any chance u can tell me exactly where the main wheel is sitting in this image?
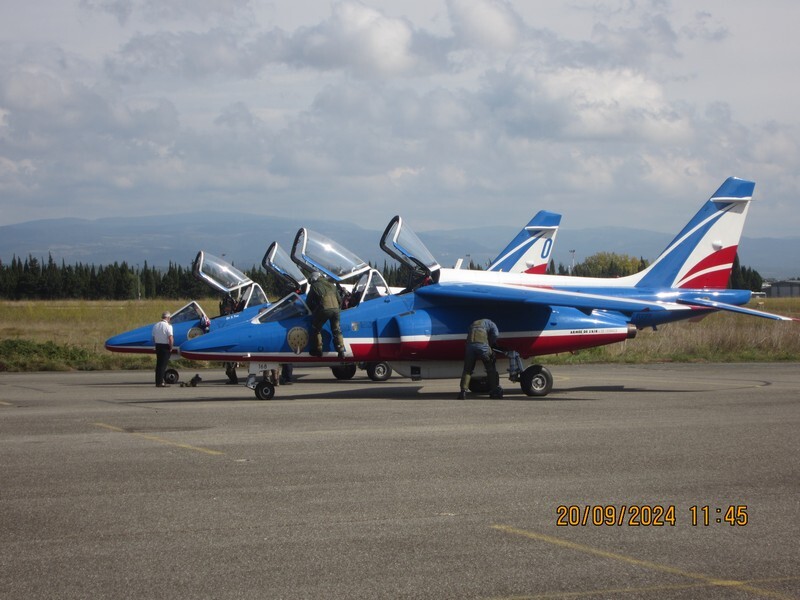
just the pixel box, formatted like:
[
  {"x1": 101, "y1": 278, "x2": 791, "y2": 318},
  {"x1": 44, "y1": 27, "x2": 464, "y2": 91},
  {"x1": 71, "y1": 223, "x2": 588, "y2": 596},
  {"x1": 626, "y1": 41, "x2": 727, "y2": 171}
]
[
  {"x1": 254, "y1": 381, "x2": 275, "y2": 400},
  {"x1": 164, "y1": 368, "x2": 179, "y2": 385},
  {"x1": 366, "y1": 362, "x2": 392, "y2": 381},
  {"x1": 520, "y1": 365, "x2": 553, "y2": 397},
  {"x1": 331, "y1": 364, "x2": 357, "y2": 380}
]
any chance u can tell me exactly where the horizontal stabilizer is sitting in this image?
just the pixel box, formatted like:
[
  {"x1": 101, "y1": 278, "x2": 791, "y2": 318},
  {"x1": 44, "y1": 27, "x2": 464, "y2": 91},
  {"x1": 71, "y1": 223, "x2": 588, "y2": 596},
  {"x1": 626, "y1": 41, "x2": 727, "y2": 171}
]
[{"x1": 677, "y1": 297, "x2": 797, "y2": 321}]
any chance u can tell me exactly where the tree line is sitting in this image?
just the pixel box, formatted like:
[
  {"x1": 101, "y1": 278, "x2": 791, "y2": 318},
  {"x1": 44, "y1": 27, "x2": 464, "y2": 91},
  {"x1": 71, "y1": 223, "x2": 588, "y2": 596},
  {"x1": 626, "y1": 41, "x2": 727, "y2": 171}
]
[{"x1": 0, "y1": 252, "x2": 763, "y2": 301}]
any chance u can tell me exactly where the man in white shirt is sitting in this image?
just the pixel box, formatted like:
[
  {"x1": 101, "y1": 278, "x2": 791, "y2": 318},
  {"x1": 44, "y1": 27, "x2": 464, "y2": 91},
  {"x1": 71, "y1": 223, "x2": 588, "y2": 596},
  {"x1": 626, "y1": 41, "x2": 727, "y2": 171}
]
[{"x1": 151, "y1": 311, "x2": 174, "y2": 387}]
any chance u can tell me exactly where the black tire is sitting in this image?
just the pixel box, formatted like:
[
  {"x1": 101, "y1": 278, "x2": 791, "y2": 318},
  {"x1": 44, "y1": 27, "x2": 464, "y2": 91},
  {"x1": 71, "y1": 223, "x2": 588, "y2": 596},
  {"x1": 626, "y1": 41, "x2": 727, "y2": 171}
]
[
  {"x1": 255, "y1": 381, "x2": 275, "y2": 400},
  {"x1": 331, "y1": 364, "x2": 357, "y2": 380},
  {"x1": 468, "y1": 378, "x2": 491, "y2": 393},
  {"x1": 366, "y1": 362, "x2": 392, "y2": 381},
  {"x1": 520, "y1": 365, "x2": 553, "y2": 397},
  {"x1": 164, "y1": 369, "x2": 179, "y2": 385}
]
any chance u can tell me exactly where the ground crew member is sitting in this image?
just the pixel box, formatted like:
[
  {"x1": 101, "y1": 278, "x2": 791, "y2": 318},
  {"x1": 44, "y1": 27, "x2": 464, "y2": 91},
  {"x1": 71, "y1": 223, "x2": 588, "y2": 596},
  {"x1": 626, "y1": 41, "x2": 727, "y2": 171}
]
[
  {"x1": 151, "y1": 311, "x2": 174, "y2": 387},
  {"x1": 219, "y1": 294, "x2": 242, "y2": 384},
  {"x1": 307, "y1": 271, "x2": 345, "y2": 358},
  {"x1": 458, "y1": 318, "x2": 503, "y2": 399}
]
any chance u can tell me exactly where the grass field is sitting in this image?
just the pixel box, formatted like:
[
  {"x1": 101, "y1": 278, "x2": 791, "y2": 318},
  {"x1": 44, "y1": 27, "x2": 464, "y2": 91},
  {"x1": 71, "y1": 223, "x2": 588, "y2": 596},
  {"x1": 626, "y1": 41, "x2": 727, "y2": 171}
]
[{"x1": 0, "y1": 297, "x2": 799, "y2": 372}]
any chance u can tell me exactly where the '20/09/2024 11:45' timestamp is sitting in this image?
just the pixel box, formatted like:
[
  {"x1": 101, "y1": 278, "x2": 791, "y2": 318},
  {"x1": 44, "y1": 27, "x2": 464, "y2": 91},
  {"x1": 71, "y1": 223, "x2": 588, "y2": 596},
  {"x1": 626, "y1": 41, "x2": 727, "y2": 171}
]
[{"x1": 556, "y1": 505, "x2": 748, "y2": 527}]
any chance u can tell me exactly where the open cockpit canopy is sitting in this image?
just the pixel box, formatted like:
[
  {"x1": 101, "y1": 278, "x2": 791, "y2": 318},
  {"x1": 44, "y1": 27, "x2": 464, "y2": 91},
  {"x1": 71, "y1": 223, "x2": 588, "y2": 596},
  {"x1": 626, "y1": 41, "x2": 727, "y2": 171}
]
[
  {"x1": 291, "y1": 228, "x2": 371, "y2": 283},
  {"x1": 192, "y1": 251, "x2": 268, "y2": 309},
  {"x1": 262, "y1": 242, "x2": 308, "y2": 294},
  {"x1": 380, "y1": 216, "x2": 441, "y2": 286}
]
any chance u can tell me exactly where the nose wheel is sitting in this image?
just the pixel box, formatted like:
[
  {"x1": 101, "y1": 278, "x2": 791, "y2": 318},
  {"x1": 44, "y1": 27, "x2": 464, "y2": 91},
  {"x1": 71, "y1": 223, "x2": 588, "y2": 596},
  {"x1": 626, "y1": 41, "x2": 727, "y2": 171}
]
[
  {"x1": 164, "y1": 368, "x2": 180, "y2": 385},
  {"x1": 254, "y1": 380, "x2": 275, "y2": 400}
]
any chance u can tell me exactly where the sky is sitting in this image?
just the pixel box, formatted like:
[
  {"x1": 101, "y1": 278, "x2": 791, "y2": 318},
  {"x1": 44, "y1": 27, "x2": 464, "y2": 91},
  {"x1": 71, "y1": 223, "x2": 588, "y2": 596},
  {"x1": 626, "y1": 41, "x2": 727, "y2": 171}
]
[{"x1": 1, "y1": 0, "x2": 799, "y2": 238}]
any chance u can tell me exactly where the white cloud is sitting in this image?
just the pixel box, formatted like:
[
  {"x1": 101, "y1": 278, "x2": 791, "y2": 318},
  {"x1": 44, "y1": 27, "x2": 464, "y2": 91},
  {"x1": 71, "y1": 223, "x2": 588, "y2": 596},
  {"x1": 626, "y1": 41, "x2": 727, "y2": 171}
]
[
  {"x1": 447, "y1": 0, "x2": 523, "y2": 51},
  {"x1": 0, "y1": 0, "x2": 798, "y2": 241}
]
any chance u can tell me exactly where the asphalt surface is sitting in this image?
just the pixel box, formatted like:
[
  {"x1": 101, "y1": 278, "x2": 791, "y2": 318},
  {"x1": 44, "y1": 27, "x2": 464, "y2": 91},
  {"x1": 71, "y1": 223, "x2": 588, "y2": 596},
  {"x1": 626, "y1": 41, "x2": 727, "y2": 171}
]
[{"x1": 1, "y1": 363, "x2": 798, "y2": 599}]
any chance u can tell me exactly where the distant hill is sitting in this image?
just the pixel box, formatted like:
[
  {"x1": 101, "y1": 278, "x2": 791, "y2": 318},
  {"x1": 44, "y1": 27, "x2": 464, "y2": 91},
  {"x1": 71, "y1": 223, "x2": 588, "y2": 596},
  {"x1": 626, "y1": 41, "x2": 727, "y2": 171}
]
[{"x1": 0, "y1": 212, "x2": 797, "y2": 280}]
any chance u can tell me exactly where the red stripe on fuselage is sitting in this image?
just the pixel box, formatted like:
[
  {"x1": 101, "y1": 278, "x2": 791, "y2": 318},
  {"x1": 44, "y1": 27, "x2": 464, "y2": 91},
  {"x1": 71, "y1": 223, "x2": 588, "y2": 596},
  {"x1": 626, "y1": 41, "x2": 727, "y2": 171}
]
[{"x1": 181, "y1": 330, "x2": 631, "y2": 363}]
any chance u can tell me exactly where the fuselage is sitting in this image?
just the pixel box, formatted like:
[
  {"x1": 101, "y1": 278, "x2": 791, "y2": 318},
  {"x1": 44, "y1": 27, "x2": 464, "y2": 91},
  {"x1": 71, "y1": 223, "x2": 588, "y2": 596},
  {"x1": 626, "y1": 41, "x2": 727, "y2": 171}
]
[{"x1": 104, "y1": 304, "x2": 266, "y2": 355}]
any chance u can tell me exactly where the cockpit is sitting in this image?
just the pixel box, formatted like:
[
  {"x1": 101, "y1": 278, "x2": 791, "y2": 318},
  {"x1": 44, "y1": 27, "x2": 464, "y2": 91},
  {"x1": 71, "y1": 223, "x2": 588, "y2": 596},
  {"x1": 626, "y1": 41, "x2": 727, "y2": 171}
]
[
  {"x1": 169, "y1": 301, "x2": 208, "y2": 325},
  {"x1": 193, "y1": 251, "x2": 269, "y2": 315},
  {"x1": 255, "y1": 293, "x2": 310, "y2": 324}
]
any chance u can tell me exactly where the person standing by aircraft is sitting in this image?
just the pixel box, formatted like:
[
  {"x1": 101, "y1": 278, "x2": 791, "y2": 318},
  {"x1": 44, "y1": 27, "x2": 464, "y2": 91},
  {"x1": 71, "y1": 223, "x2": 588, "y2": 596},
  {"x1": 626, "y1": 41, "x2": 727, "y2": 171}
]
[
  {"x1": 307, "y1": 271, "x2": 345, "y2": 359},
  {"x1": 151, "y1": 311, "x2": 174, "y2": 387},
  {"x1": 458, "y1": 318, "x2": 503, "y2": 400}
]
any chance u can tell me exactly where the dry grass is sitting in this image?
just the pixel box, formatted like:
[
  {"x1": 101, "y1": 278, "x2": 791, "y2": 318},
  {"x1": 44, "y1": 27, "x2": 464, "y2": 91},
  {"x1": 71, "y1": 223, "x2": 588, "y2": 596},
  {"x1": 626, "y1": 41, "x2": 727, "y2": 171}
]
[
  {"x1": 0, "y1": 299, "x2": 214, "y2": 371},
  {"x1": 549, "y1": 297, "x2": 800, "y2": 364},
  {"x1": 0, "y1": 299, "x2": 218, "y2": 351}
]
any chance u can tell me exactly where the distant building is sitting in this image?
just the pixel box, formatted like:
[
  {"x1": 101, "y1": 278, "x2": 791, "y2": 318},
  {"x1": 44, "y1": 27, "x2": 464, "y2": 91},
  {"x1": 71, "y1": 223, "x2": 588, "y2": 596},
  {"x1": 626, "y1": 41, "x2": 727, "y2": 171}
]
[{"x1": 764, "y1": 280, "x2": 800, "y2": 298}]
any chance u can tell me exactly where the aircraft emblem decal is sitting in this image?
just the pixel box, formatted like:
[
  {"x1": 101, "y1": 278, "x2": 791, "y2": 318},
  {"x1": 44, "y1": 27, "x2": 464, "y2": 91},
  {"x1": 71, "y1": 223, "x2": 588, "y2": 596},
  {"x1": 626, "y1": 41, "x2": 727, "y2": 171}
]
[{"x1": 287, "y1": 326, "x2": 309, "y2": 354}]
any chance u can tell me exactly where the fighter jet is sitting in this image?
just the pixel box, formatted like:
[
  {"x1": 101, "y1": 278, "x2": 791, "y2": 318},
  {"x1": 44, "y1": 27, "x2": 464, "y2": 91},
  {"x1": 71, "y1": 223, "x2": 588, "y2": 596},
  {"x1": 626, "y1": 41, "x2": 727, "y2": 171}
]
[{"x1": 180, "y1": 177, "x2": 794, "y2": 400}]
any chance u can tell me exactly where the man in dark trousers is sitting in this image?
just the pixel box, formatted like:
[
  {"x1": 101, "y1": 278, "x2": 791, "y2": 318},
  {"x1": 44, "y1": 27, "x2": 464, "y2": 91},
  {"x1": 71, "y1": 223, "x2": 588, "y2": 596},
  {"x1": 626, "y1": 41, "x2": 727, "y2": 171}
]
[
  {"x1": 458, "y1": 318, "x2": 503, "y2": 399},
  {"x1": 151, "y1": 311, "x2": 174, "y2": 387},
  {"x1": 307, "y1": 271, "x2": 345, "y2": 358}
]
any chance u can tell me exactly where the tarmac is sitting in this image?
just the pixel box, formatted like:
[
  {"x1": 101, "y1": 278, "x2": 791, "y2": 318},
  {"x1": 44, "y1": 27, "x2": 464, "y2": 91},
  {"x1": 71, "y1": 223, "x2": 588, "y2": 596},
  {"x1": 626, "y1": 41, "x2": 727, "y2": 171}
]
[{"x1": 1, "y1": 363, "x2": 798, "y2": 599}]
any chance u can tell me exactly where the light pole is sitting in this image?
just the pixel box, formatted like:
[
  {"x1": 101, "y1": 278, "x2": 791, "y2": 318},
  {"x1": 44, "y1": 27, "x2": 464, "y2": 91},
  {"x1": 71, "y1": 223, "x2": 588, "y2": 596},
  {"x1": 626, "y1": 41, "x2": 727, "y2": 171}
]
[
  {"x1": 136, "y1": 264, "x2": 141, "y2": 300},
  {"x1": 569, "y1": 250, "x2": 576, "y2": 275}
]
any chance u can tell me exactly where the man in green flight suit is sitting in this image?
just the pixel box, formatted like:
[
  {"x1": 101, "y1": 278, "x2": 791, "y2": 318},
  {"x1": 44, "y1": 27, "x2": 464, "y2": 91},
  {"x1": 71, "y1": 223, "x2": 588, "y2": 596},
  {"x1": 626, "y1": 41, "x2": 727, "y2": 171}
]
[
  {"x1": 458, "y1": 318, "x2": 503, "y2": 399},
  {"x1": 307, "y1": 271, "x2": 345, "y2": 359}
]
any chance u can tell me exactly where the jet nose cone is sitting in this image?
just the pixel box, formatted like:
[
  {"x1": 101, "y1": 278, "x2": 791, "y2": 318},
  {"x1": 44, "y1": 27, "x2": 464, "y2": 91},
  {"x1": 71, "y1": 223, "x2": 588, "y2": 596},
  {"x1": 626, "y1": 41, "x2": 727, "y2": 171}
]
[{"x1": 104, "y1": 323, "x2": 155, "y2": 353}]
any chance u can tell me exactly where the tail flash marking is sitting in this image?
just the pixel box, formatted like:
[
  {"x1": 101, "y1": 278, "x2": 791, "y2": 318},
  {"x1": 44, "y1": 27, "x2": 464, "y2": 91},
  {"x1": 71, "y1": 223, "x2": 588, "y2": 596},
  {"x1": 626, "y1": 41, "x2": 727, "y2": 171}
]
[
  {"x1": 675, "y1": 246, "x2": 738, "y2": 289},
  {"x1": 524, "y1": 263, "x2": 549, "y2": 275}
]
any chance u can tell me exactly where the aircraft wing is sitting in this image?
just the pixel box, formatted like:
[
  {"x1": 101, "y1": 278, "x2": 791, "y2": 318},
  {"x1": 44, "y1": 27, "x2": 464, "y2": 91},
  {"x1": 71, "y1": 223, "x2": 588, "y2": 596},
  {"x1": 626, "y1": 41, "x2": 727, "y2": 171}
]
[
  {"x1": 677, "y1": 297, "x2": 798, "y2": 321},
  {"x1": 415, "y1": 282, "x2": 681, "y2": 314}
]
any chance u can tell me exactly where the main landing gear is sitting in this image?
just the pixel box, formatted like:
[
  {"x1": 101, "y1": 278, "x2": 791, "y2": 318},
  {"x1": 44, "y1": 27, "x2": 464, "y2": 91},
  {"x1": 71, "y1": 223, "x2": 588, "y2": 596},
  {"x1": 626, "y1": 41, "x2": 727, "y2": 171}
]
[
  {"x1": 468, "y1": 352, "x2": 554, "y2": 398},
  {"x1": 247, "y1": 360, "x2": 394, "y2": 400},
  {"x1": 518, "y1": 364, "x2": 553, "y2": 397},
  {"x1": 331, "y1": 362, "x2": 393, "y2": 382},
  {"x1": 501, "y1": 351, "x2": 554, "y2": 398}
]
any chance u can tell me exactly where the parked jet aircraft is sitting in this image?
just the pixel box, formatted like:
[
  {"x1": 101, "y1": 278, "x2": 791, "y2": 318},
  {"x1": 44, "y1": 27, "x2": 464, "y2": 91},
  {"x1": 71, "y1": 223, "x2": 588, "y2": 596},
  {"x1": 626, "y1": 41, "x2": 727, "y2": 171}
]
[
  {"x1": 104, "y1": 251, "x2": 270, "y2": 384},
  {"x1": 104, "y1": 211, "x2": 561, "y2": 385},
  {"x1": 180, "y1": 177, "x2": 794, "y2": 400}
]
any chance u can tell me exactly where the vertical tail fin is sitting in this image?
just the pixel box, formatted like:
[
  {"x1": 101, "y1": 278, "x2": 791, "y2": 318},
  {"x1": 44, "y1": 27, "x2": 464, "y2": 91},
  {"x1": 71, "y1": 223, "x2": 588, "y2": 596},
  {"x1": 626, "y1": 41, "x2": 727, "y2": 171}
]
[
  {"x1": 632, "y1": 177, "x2": 754, "y2": 289},
  {"x1": 487, "y1": 210, "x2": 561, "y2": 274}
]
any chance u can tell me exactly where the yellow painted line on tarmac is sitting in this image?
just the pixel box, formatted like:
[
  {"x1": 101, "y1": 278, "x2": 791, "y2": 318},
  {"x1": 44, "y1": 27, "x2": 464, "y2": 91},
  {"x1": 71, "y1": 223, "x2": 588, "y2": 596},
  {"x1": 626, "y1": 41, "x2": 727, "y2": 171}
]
[
  {"x1": 491, "y1": 525, "x2": 794, "y2": 600},
  {"x1": 92, "y1": 422, "x2": 224, "y2": 456},
  {"x1": 489, "y1": 579, "x2": 799, "y2": 600}
]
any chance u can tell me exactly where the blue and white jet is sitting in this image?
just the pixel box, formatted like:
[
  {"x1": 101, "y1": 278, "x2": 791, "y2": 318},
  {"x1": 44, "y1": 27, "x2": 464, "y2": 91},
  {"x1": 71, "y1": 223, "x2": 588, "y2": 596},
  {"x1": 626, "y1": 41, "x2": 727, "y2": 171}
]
[{"x1": 180, "y1": 177, "x2": 794, "y2": 400}]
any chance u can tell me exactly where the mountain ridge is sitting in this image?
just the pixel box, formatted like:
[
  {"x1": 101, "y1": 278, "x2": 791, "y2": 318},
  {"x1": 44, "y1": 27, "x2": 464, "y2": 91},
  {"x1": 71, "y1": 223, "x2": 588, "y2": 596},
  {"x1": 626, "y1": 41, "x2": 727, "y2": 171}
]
[{"x1": 1, "y1": 212, "x2": 797, "y2": 280}]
